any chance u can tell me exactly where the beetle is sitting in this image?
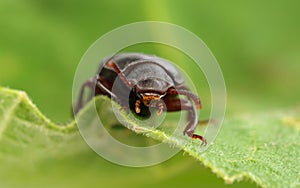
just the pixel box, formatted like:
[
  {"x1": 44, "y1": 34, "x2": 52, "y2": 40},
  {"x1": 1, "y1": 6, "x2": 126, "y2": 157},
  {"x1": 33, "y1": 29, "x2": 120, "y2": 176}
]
[{"x1": 75, "y1": 53, "x2": 206, "y2": 145}]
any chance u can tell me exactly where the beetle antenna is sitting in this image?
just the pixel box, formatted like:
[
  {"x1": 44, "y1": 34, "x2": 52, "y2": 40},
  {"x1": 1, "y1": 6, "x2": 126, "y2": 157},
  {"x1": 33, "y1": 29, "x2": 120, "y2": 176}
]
[{"x1": 106, "y1": 59, "x2": 133, "y2": 88}]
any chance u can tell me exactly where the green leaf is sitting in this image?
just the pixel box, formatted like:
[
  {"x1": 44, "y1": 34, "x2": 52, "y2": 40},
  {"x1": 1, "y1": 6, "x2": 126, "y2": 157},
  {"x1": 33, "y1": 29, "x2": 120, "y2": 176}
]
[
  {"x1": 87, "y1": 92, "x2": 300, "y2": 188},
  {"x1": 0, "y1": 87, "x2": 299, "y2": 188}
]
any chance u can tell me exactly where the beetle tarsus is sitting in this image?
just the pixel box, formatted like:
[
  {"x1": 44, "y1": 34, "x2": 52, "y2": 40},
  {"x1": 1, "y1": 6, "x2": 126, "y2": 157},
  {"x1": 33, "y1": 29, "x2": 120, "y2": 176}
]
[
  {"x1": 192, "y1": 134, "x2": 207, "y2": 146},
  {"x1": 184, "y1": 129, "x2": 207, "y2": 146},
  {"x1": 183, "y1": 131, "x2": 207, "y2": 146}
]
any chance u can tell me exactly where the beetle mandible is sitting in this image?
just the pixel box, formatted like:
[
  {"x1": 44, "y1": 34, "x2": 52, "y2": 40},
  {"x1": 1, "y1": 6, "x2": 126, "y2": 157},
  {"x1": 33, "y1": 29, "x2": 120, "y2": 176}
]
[{"x1": 75, "y1": 53, "x2": 206, "y2": 145}]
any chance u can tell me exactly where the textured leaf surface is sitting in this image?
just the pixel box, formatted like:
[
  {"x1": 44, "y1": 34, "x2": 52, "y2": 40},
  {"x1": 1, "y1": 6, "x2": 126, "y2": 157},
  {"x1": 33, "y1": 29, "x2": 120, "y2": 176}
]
[{"x1": 0, "y1": 87, "x2": 299, "y2": 188}]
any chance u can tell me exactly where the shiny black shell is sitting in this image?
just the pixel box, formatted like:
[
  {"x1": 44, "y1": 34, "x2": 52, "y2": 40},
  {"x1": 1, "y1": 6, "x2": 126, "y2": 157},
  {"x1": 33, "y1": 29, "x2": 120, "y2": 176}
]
[{"x1": 97, "y1": 53, "x2": 185, "y2": 117}]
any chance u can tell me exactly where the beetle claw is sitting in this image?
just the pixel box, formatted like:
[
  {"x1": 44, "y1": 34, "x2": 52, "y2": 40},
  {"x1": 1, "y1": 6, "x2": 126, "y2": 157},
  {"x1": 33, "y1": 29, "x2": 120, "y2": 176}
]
[
  {"x1": 192, "y1": 134, "x2": 207, "y2": 146},
  {"x1": 184, "y1": 130, "x2": 207, "y2": 146}
]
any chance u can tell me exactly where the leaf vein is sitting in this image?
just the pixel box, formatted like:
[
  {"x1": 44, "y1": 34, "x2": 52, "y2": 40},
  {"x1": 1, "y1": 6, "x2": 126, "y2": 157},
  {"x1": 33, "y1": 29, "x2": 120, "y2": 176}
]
[{"x1": 0, "y1": 96, "x2": 21, "y2": 141}]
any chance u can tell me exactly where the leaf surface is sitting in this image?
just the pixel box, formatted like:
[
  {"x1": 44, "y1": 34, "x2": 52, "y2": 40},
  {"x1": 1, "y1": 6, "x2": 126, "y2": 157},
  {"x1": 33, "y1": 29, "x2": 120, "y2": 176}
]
[{"x1": 0, "y1": 87, "x2": 299, "y2": 188}]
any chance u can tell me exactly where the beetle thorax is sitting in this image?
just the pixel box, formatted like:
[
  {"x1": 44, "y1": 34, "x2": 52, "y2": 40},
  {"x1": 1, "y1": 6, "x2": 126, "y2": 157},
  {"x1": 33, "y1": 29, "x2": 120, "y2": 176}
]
[
  {"x1": 135, "y1": 78, "x2": 170, "y2": 93},
  {"x1": 125, "y1": 63, "x2": 174, "y2": 92}
]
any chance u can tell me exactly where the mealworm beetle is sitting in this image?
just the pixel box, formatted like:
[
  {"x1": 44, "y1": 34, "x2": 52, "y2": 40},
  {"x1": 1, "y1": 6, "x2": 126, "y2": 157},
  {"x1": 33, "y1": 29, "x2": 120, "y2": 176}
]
[{"x1": 75, "y1": 53, "x2": 206, "y2": 145}]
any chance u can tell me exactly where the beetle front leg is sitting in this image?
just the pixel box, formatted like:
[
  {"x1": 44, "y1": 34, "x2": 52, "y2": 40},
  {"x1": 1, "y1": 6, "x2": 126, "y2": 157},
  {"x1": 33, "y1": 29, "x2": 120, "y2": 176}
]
[
  {"x1": 163, "y1": 96, "x2": 207, "y2": 145},
  {"x1": 96, "y1": 75, "x2": 129, "y2": 110},
  {"x1": 96, "y1": 75, "x2": 118, "y2": 100},
  {"x1": 167, "y1": 88, "x2": 202, "y2": 109},
  {"x1": 106, "y1": 59, "x2": 134, "y2": 88},
  {"x1": 75, "y1": 76, "x2": 120, "y2": 114}
]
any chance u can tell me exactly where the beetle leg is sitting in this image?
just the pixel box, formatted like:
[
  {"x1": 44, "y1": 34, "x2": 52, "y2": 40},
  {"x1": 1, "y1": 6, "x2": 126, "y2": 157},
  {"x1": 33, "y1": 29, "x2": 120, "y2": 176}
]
[
  {"x1": 96, "y1": 75, "x2": 118, "y2": 100},
  {"x1": 75, "y1": 74, "x2": 126, "y2": 115},
  {"x1": 74, "y1": 78, "x2": 95, "y2": 114},
  {"x1": 96, "y1": 75, "x2": 131, "y2": 110},
  {"x1": 163, "y1": 96, "x2": 206, "y2": 145},
  {"x1": 167, "y1": 88, "x2": 202, "y2": 109},
  {"x1": 106, "y1": 59, "x2": 133, "y2": 88}
]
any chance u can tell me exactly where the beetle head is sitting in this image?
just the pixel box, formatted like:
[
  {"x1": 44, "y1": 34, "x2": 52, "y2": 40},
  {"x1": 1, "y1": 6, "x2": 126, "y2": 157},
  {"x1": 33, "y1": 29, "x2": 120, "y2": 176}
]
[
  {"x1": 139, "y1": 92, "x2": 163, "y2": 106},
  {"x1": 134, "y1": 80, "x2": 167, "y2": 116},
  {"x1": 134, "y1": 91, "x2": 166, "y2": 116}
]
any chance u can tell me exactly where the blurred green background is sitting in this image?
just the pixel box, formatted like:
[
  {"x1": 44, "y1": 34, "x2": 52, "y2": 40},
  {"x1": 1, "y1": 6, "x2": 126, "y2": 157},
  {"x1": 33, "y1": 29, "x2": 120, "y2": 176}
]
[{"x1": 0, "y1": 0, "x2": 299, "y2": 187}]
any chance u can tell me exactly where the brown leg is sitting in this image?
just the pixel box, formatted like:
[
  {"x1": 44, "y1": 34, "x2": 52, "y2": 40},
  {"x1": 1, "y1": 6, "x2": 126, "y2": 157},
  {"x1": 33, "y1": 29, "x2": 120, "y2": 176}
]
[
  {"x1": 75, "y1": 75, "x2": 119, "y2": 114},
  {"x1": 106, "y1": 60, "x2": 133, "y2": 88},
  {"x1": 167, "y1": 88, "x2": 202, "y2": 109},
  {"x1": 163, "y1": 95, "x2": 206, "y2": 145},
  {"x1": 74, "y1": 78, "x2": 95, "y2": 114},
  {"x1": 96, "y1": 75, "x2": 118, "y2": 100}
]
